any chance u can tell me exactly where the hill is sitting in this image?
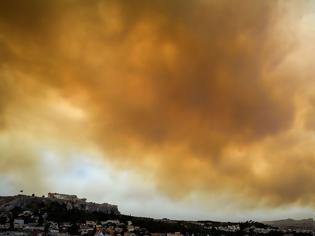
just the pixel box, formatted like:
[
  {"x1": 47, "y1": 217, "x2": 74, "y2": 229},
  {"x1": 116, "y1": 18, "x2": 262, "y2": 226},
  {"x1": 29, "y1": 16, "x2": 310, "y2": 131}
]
[
  {"x1": 263, "y1": 218, "x2": 315, "y2": 231},
  {"x1": 0, "y1": 194, "x2": 119, "y2": 219},
  {"x1": 1, "y1": 194, "x2": 312, "y2": 235}
]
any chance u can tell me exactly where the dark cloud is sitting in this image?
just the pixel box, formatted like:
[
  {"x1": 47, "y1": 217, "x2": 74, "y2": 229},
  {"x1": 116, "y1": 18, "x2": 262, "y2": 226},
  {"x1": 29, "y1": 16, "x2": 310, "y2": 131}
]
[{"x1": 0, "y1": 0, "x2": 313, "y2": 208}]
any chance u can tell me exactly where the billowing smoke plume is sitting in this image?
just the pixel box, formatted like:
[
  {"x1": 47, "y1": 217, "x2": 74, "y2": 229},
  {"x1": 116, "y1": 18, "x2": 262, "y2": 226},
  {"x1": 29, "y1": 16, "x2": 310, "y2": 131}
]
[{"x1": 0, "y1": 0, "x2": 314, "y2": 208}]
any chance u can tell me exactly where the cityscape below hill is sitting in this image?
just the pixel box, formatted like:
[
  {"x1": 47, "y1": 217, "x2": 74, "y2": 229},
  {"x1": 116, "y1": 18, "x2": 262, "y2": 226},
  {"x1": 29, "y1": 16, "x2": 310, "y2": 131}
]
[{"x1": 0, "y1": 193, "x2": 314, "y2": 236}]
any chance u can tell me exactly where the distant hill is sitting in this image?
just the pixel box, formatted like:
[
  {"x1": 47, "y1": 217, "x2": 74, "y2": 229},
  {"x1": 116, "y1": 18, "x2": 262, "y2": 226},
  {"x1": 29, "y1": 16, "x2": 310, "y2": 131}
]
[{"x1": 263, "y1": 218, "x2": 315, "y2": 231}]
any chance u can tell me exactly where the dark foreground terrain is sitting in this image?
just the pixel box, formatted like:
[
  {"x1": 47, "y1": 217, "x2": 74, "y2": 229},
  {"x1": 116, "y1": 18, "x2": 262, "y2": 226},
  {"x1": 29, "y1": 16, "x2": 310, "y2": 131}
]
[{"x1": 0, "y1": 194, "x2": 313, "y2": 236}]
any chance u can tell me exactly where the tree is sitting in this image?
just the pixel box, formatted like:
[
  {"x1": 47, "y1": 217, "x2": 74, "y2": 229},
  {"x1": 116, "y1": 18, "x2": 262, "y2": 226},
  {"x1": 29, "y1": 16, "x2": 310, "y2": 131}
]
[
  {"x1": 68, "y1": 223, "x2": 79, "y2": 235},
  {"x1": 38, "y1": 214, "x2": 44, "y2": 226},
  {"x1": 0, "y1": 215, "x2": 7, "y2": 224}
]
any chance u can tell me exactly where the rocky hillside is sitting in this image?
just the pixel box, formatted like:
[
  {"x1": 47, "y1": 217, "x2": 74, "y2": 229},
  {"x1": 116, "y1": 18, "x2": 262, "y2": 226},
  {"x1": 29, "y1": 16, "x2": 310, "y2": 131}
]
[{"x1": 0, "y1": 194, "x2": 120, "y2": 215}]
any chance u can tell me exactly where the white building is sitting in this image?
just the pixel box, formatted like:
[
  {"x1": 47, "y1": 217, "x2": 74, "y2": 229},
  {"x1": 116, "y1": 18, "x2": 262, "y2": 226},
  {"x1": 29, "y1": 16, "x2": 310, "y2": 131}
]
[{"x1": 14, "y1": 219, "x2": 24, "y2": 229}]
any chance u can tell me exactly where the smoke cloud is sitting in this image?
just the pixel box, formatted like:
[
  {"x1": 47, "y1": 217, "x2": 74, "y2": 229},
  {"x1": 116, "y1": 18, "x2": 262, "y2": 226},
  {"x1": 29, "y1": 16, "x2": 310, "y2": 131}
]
[{"x1": 0, "y1": 0, "x2": 314, "y2": 209}]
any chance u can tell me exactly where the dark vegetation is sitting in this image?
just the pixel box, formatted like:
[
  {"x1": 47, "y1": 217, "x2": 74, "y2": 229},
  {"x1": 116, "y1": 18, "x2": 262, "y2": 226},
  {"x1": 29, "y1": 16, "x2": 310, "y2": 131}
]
[{"x1": 0, "y1": 196, "x2": 313, "y2": 236}]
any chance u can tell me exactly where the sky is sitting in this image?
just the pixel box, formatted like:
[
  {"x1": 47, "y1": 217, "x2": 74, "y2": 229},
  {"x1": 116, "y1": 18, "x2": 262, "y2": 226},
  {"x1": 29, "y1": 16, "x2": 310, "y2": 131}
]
[{"x1": 0, "y1": 0, "x2": 315, "y2": 221}]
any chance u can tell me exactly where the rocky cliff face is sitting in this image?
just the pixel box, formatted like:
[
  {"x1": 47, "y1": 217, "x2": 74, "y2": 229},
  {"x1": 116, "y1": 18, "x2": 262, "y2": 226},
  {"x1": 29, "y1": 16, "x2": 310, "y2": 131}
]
[{"x1": 0, "y1": 195, "x2": 120, "y2": 215}]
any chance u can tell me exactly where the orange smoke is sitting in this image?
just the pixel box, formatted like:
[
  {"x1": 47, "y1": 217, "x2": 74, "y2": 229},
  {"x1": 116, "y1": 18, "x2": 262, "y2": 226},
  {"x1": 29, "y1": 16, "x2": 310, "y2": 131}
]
[{"x1": 0, "y1": 0, "x2": 314, "y2": 208}]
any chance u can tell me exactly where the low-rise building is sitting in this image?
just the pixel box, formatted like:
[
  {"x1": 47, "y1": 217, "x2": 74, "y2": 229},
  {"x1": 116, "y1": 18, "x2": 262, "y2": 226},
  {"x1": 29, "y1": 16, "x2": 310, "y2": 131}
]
[
  {"x1": 13, "y1": 219, "x2": 24, "y2": 229},
  {"x1": 167, "y1": 232, "x2": 183, "y2": 236}
]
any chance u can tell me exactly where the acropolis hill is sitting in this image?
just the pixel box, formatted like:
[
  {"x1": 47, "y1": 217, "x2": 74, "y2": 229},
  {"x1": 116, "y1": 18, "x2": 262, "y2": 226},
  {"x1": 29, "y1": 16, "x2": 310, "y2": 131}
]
[{"x1": 0, "y1": 193, "x2": 120, "y2": 215}]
